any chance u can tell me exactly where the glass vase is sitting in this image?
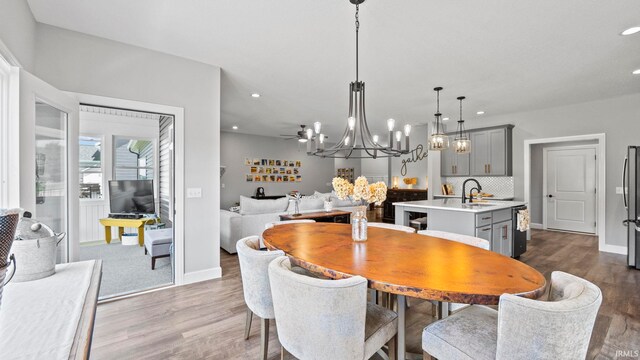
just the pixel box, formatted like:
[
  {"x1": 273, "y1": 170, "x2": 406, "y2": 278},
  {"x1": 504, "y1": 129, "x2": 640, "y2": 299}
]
[{"x1": 351, "y1": 205, "x2": 368, "y2": 242}]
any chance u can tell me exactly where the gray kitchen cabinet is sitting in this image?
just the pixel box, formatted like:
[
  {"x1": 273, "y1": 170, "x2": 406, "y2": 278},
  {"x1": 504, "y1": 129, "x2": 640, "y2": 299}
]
[
  {"x1": 441, "y1": 146, "x2": 470, "y2": 176},
  {"x1": 475, "y1": 224, "x2": 493, "y2": 243},
  {"x1": 470, "y1": 131, "x2": 489, "y2": 176},
  {"x1": 492, "y1": 219, "x2": 512, "y2": 256},
  {"x1": 469, "y1": 125, "x2": 513, "y2": 176}
]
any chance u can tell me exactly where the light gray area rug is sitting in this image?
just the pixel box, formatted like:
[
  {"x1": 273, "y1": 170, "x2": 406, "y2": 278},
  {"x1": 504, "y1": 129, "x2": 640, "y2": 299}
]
[{"x1": 80, "y1": 242, "x2": 172, "y2": 298}]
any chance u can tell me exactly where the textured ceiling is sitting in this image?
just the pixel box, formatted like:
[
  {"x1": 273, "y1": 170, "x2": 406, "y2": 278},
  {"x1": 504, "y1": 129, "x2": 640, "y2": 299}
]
[{"x1": 27, "y1": 0, "x2": 640, "y2": 139}]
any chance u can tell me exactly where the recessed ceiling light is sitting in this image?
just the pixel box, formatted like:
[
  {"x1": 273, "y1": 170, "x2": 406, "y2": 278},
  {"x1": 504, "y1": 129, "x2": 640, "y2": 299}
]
[
  {"x1": 621, "y1": 27, "x2": 640, "y2": 36},
  {"x1": 442, "y1": 117, "x2": 449, "y2": 121},
  {"x1": 251, "y1": 93, "x2": 260, "y2": 98},
  {"x1": 633, "y1": 69, "x2": 640, "y2": 75},
  {"x1": 476, "y1": 111, "x2": 485, "y2": 115},
  {"x1": 232, "y1": 125, "x2": 238, "y2": 130}
]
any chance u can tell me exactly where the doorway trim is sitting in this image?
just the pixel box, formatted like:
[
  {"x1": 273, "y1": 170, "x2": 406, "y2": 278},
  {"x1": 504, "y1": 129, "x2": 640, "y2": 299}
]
[
  {"x1": 542, "y1": 144, "x2": 598, "y2": 233},
  {"x1": 524, "y1": 134, "x2": 614, "y2": 254},
  {"x1": 70, "y1": 92, "x2": 186, "y2": 285}
]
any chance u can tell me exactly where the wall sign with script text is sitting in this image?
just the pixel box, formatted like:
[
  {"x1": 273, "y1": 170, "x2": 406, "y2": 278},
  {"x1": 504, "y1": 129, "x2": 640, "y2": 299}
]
[{"x1": 400, "y1": 144, "x2": 428, "y2": 176}]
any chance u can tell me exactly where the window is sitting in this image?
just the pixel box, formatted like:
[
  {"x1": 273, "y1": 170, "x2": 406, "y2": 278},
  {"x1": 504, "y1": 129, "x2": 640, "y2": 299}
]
[
  {"x1": 114, "y1": 137, "x2": 155, "y2": 181},
  {"x1": 79, "y1": 135, "x2": 103, "y2": 199}
]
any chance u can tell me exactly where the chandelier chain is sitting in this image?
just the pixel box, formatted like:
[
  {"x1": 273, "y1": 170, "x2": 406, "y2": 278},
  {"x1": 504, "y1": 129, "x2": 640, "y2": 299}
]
[{"x1": 355, "y1": 4, "x2": 360, "y2": 82}]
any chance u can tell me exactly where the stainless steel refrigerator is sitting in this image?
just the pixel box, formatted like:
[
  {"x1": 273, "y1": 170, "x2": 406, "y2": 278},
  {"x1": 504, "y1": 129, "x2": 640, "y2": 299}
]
[{"x1": 623, "y1": 146, "x2": 640, "y2": 269}]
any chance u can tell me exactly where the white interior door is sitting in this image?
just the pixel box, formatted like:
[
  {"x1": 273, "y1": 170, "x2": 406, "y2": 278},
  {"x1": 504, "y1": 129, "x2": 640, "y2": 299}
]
[
  {"x1": 12, "y1": 69, "x2": 79, "y2": 262},
  {"x1": 545, "y1": 146, "x2": 597, "y2": 233}
]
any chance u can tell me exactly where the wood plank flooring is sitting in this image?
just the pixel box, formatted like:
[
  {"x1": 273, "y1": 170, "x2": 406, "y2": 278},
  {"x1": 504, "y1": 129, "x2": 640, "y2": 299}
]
[{"x1": 91, "y1": 230, "x2": 640, "y2": 359}]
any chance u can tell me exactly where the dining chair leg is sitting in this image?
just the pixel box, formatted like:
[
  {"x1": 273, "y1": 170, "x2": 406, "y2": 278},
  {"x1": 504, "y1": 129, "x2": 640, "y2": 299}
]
[
  {"x1": 386, "y1": 334, "x2": 398, "y2": 360},
  {"x1": 397, "y1": 295, "x2": 406, "y2": 360},
  {"x1": 260, "y1": 318, "x2": 269, "y2": 360},
  {"x1": 244, "y1": 308, "x2": 253, "y2": 340},
  {"x1": 280, "y1": 346, "x2": 287, "y2": 360},
  {"x1": 423, "y1": 351, "x2": 436, "y2": 360}
]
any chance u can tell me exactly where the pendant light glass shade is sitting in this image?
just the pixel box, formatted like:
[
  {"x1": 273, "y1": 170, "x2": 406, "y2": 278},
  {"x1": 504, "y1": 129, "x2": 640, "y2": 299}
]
[
  {"x1": 428, "y1": 87, "x2": 449, "y2": 151},
  {"x1": 453, "y1": 96, "x2": 471, "y2": 154},
  {"x1": 429, "y1": 113, "x2": 449, "y2": 151}
]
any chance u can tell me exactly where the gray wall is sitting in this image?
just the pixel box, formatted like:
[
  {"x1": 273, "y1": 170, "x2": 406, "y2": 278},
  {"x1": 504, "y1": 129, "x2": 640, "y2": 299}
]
[
  {"x1": 0, "y1": 0, "x2": 37, "y2": 70},
  {"x1": 34, "y1": 24, "x2": 221, "y2": 274},
  {"x1": 467, "y1": 93, "x2": 640, "y2": 248},
  {"x1": 530, "y1": 140, "x2": 597, "y2": 224},
  {"x1": 220, "y1": 132, "x2": 334, "y2": 208},
  {"x1": 391, "y1": 124, "x2": 429, "y2": 189},
  {"x1": 334, "y1": 151, "x2": 362, "y2": 182}
]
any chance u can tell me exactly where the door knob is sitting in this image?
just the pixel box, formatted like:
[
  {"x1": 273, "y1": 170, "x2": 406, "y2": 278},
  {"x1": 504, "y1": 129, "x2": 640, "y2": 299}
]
[{"x1": 547, "y1": 194, "x2": 554, "y2": 198}]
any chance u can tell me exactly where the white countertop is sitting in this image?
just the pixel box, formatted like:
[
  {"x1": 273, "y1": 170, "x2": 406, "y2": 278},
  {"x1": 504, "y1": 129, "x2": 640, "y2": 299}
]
[
  {"x1": 433, "y1": 194, "x2": 515, "y2": 201},
  {"x1": 393, "y1": 198, "x2": 526, "y2": 213}
]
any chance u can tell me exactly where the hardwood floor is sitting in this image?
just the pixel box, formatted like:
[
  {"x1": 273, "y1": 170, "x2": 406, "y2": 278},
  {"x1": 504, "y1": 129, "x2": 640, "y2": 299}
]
[{"x1": 91, "y1": 230, "x2": 640, "y2": 359}]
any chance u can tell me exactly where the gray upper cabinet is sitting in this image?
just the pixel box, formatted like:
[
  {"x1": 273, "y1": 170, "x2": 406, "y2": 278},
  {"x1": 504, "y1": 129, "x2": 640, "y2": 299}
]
[
  {"x1": 442, "y1": 124, "x2": 513, "y2": 177},
  {"x1": 441, "y1": 146, "x2": 470, "y2": 176},
  {"x1": 470, "y1": 131, "x2": 489, "y2": 176},
  {"x1": 469, "y1": 125, "x2": 513, "y2": 176}
]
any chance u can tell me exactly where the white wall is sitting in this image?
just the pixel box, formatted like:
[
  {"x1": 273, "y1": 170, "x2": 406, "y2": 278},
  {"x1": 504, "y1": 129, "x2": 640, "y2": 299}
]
[
  {"x1": 220, "y1": 132, "x2": 333, "y2": 208},
  {"x1": 0, "y1": 0, "x2": 37, "y2": 70},
  {"x1": 466, "y1": 93, "x2": 640, "y2": 248},
  {"x1": 33, "y1": 24, "x2": 221, "y2": 276}
]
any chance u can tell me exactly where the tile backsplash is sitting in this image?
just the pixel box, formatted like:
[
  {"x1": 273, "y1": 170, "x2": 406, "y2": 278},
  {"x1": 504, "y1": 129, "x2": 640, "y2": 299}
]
[{"x1": 441, "y1": 177, "x2": 514, "y2": 199}]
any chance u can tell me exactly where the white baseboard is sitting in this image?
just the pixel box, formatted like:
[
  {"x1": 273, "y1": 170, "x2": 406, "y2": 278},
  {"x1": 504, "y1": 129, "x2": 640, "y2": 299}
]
[
  {"x1": 530, "y1": 223, "x2": 544, "y2": 230},
  {"x1": 183, "y1": 266, "x2": 222, "y2": 285},
  {"x1": 599, "y1": 244, "x2": 628, "y2": 255}
]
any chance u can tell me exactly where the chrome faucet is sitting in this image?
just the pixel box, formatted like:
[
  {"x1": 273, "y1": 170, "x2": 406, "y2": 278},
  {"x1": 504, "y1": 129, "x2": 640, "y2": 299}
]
[{"x1": 462, "y1": 178, "x2": 482, "y2": 203}]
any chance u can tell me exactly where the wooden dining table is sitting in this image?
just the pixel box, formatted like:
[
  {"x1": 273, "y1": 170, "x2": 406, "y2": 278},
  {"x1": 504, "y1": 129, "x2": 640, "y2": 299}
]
[{"x1": 262, "y1": 222, "x2": 547, "y2": 359}]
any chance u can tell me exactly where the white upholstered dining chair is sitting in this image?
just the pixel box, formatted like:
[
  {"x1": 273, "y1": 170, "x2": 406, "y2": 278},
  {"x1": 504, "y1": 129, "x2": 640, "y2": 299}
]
[
  {"x1": 417, "y1": 230, "x2": 490, "y2": 314},
  {"x1": 368, "y1": 222, "x2": 416, "y2": 233},
  {"x1": 422, "y1": 271, "x2": 602, "y2": 360},
  {"x1": 417, "y1": 229, "x2": 490, "y2": 250},
  {"x1": 260, "y1": 219, "x2": 316, "y2": 247},
  {"x1": 268, "y1": 256, "x2": 399, "y2": 360},
  {"x1": 236, "y1": 236, "x2": 283, "y2": 360}
]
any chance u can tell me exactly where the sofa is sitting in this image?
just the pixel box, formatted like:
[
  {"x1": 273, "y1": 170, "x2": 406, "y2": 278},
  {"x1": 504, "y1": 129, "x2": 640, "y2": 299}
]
[{"x1": 220, "y1": 192, "x2": 357, "y2": 254}]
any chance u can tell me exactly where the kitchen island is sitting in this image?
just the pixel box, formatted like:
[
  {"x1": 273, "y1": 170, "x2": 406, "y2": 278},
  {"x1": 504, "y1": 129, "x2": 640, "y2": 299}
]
[{"x1": 394, "y1": 199, "x2": 527, "y2": 257}]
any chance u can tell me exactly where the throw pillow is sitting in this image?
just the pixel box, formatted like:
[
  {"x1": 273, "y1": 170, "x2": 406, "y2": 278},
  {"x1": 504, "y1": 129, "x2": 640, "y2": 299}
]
[{"x1": 239, "y1": 196, "x2": 289, "y2": 215}]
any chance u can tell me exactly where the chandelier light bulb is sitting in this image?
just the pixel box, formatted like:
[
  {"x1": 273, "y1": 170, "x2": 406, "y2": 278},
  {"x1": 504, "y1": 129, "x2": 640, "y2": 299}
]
[
  {"x1": 404, "y1": 124, "x2": 412, "y2": 137},
  {"x1": 319, "y1": 133, "x2": 325, "y2": 144},
  {"x1": 306, "y1": 128, "x2": 313, "y2": 139},
  {"x1": 372, "y1": 134, "x2": 379, "y2": 144},
  {"x1": 348, "y1": 116, "x2": 356, "y2": 130},
  {"x1": 314, "y1": 122, "x2": 322, "y2": 134},
  {"x1": 345, "y1": 136, "x2": 350, "y2": 146},
  {"x1": 387, "y1": 118, "x2": 395, "y2": 131},
  {"x1": 395, "y1": 130, "x2": 402, "y2": 142}
]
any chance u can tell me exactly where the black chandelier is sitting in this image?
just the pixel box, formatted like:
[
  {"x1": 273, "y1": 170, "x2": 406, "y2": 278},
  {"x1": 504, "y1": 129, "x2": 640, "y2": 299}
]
[{"x1": 306, "y1": 0, "x2": 411, "y2": 159}]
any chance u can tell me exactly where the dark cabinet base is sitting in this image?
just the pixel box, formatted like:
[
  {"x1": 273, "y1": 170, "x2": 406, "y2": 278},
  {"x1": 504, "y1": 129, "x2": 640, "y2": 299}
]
[{"x1": 383, "y1": 189, "x2": 428, "y2": 223}]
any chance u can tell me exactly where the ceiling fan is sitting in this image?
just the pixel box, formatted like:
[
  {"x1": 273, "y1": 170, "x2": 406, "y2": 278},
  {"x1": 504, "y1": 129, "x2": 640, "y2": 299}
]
[{"x1": 280, "y1": 125, "x2": 326, "y2": 143}]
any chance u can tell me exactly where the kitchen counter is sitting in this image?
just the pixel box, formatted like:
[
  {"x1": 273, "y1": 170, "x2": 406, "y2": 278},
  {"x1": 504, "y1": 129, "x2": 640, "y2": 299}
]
[
  {"x1": 433, "y1": 194, "x2": 515, "y2": 201},
  {"x1": 393, "y1": 198, "x2": 525, "y2": 213},
  {"x1": 394, "y1": 199, "x2": 528, "y2": 257}
]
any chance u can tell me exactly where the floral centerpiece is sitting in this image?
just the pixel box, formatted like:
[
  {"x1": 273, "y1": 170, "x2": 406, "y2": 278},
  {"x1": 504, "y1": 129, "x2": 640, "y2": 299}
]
[{"x1": 332, "y1": 176, "x2": 387, "y2": 241}]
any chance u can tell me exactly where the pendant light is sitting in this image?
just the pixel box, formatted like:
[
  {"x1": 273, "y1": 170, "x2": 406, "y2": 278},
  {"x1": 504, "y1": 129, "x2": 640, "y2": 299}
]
[
  {"x1": 453, "y1": 96, "x2": 471, "y2": 154},
  {"x1": 428, "y1": 87, "x2": 449, "y2": 151}
]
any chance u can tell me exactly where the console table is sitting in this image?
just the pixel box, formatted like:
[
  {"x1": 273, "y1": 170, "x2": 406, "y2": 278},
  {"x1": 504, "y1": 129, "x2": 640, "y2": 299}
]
[
  {"x1": 280, "y1": 210, "x2": 351, "y2": 223},
  {"x1": 99, "y1": 218, "x2": 154, "y2": 247},
  {"x1": 0, "y1": 260, "x2": 102, "y2": 360}
]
